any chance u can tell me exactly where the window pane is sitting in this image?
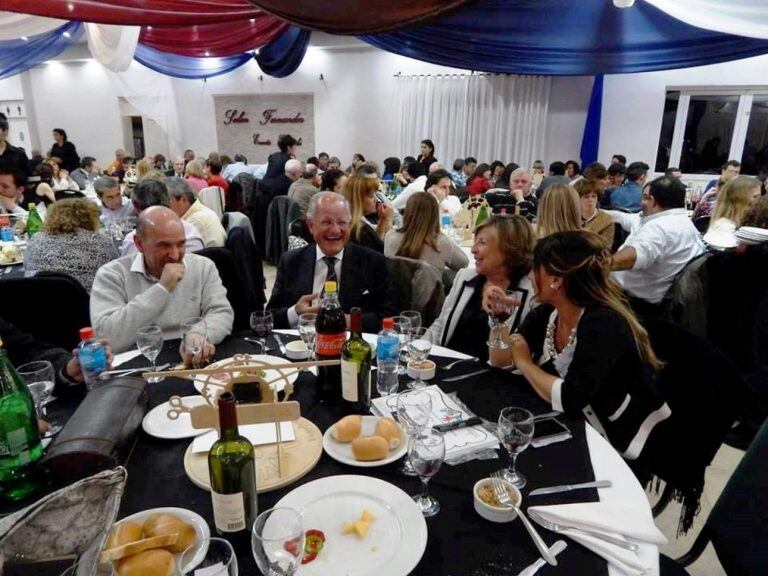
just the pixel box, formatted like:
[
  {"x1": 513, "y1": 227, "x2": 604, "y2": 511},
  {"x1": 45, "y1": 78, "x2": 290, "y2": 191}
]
[
  {"x1": 655, "y1": 91, "x2": 680, "y2": 172},
  {"x1": 742, "y1": 95, "x2": 768, "y2": 176},
  {"x1": 679, "y1": 95, "x2": 739, "y2": 174}
]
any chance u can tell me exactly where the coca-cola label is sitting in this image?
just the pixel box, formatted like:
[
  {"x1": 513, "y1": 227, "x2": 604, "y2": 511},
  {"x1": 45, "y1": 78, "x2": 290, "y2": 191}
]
[{"x1": 316, "y1": 332, "x2": 346, "y2": 356}]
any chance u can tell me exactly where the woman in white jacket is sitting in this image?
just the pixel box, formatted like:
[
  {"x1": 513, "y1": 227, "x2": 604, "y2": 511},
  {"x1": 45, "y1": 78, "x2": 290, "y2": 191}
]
[{"x1": 427, "y1": 214, "x2": 535, "y2": 361}]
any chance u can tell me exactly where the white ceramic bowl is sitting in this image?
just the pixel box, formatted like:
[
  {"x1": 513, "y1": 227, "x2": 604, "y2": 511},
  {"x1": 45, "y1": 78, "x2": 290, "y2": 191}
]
[
  {"x1": 406, "y1": 359, "x2": 436, "y2": 380},
  {"x1": 473, "y1": 478, "x2": 522, "y2": 523},
  {"x1": 285, "y1": 340, "x2": 309, "y2": 360}
]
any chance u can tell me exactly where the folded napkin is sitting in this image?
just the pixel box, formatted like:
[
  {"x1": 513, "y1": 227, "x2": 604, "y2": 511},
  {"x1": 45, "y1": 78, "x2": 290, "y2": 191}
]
[{"x1": 527, "y1": 503, "x2": 667, "y2": 576}]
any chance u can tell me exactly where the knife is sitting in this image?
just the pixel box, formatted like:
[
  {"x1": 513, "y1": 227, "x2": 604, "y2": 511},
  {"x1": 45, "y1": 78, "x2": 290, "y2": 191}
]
[
  {"x1": 442, "y1": 368, "x2": 490, "y2": 382},
  {"x1": 273, "y1": 333, "x2": 287, "y2": 355},
  {"x1": 528, "y1": 480, "x2": 612, "y2": 496},
  {"x1": 517, "y1": 540, "x2": 568, "y2": 576},
  {"x1": 433, "y1": 416, "x2": 483, "y2": 433}
]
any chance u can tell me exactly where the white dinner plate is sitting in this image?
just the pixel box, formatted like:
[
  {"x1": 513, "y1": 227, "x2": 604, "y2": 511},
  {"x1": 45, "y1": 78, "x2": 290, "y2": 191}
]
[
  {"x1": 110, "y1": 507, "x2": 210, "y2": 574},
  {"x1": 193, "y1": 354, "x2": 299, "y2": 398},
  {"x1": 322, "y1": 416, "x2": 407, "y2": 468},
  {"x1": 275, "y1": 475, "x2": 428, "y2": 576},
  {"x1": 142, "y1": 395, "x2": 211, "y2": 439},
  {"x1": 0, "y1": 259, "x2": 22, "y2": 266}
]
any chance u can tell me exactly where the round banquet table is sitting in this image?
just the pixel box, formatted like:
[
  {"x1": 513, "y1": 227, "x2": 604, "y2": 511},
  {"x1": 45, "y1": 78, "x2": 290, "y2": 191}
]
[{"x1": 108, "y1": 330, "x2": 659, "y2": 576}]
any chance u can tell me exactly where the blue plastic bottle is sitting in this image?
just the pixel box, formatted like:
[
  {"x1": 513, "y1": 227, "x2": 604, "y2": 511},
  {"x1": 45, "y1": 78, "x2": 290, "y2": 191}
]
[
  {"x1": 77, "y1": 327, "x2": 108, "y2": 390},
  {"x1": 376, "y1": 317, "x2": 400, "y2": 396}
]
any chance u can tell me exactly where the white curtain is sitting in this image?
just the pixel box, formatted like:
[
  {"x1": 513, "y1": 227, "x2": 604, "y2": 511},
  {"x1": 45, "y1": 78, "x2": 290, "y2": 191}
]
[
  {"x1": 0, "y1": 12, "x2": 65, "y2": 40},
  {"x1": 646, "y1": 0, "x2": 768, "y2": 40},
  {"x1": 85, "y1": 23, "x2": 140, "y2": 73},
  {"x1": 397, "y1": 74, "x2": 551, "y2": 167}
]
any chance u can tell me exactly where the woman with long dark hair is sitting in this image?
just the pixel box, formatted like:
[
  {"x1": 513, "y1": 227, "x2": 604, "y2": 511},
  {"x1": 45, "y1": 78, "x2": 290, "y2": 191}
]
[
  {"x1": 466, "y1": 163, "x2": 492, "y2": 196},
  {"x1": 417, "y1": 139, "x2": 436, "y2": 173},
  {"x1": 50, "y1": 128, "x2": 80, "y2": 172}
]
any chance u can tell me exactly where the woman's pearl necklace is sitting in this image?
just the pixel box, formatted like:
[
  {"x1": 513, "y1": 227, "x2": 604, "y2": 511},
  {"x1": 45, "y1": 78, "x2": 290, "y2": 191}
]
[{"x1": 545, "y1": 314, "x2": 577, "y2": 360}]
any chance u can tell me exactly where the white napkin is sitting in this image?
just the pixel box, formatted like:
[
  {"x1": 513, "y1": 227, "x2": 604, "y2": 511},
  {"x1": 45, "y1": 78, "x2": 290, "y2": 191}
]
[
  {"x1": 192, "y1": 422, "x2": 295, "y2": 453},
  {"x1": 527, "y1": 503, "x2": 667, "y2": 576},
  {"x1": 112, "y1": 349, "x2": 143, "y2": 367}
]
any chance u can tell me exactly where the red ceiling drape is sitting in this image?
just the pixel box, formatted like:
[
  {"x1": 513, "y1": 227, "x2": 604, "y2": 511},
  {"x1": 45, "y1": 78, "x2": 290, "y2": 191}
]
[
  {"x1": 139, "y1": 19, "x2": 288, "y2": 57},
  {"x1": 247, "y1": 0, "x2": 472, "y2": 34}
]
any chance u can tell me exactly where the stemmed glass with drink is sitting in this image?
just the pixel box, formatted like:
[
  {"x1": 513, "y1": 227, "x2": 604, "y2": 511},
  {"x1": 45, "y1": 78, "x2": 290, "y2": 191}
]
[
  {"x1": 487, "y1": 289, "x2": 524, "y2": 349},
  {"x1": 497, "y1": 406, "x2": 535, "y2": 488},
  {"x1": 298, "y1": 313, "x2": 317, "y2": 363},
  {"x1": 409, "y1": 430, "x2": 446, "y2": 517},
  {"x1": 181, "y1": 317, "x2": 208, "y2": 369},
  {"x1": 250, "y1": 311, "x2": 274, "y2": 354},
  {"x1": 137, "y1": 325, "x2": 164, "y2": 383},
  {"x1": 252, "y1": 507, "x2": 304, "y2": 576},
  {"x1": 396, "y1": 390, "x2": 433, "y2": 476},
  {"x1": 17, "y1": 361, "x2": 60, "y2": 437},
  {"x1": 406, "y1": 327, "x2": 432, "y2": 390},
  {"x1": 392, "y1": 316, "x2": 412, "y2": 375}
]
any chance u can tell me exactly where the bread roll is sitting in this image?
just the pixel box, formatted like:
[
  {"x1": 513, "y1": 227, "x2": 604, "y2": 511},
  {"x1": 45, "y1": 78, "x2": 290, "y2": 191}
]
[
  {"x1": 101, "y1": 534, "x2": 179, "y2": 562},
  {"x1": 115, "y1": 549, "x2": 175, "y2": 576},
  {"x1": 142, "y1": 513, "x2": 196, "y2": 553},
  {"x1": 106, "y1": 521, "x2": 143, "y2": 550},
  {"x1": 331, "y1": 415, "x2": 362, "y2": 443},
  {"x1": 351, "y1": 436, "x2": 389, "y2": 461},
  {"x1": 374, "y1": 417, "x2": 402, "y2": 450}
]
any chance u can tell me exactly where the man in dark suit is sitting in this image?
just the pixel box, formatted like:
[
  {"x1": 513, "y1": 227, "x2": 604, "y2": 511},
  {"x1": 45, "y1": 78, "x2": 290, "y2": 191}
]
[{"x1": 267, "y1": 191, "x2": 397, "y2": 332}]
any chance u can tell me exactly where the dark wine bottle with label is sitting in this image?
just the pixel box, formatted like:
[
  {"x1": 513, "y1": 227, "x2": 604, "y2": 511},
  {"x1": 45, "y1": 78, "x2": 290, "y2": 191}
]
[
  {"x1": 315, "y1": 281, "x2": 346, "y2": 404},
  {"x1": 208, "y1": 391, "x2": 258, "y2": 546},
  {"x1": 341, "y1": 307, "x2": 372, "y2": 413}
]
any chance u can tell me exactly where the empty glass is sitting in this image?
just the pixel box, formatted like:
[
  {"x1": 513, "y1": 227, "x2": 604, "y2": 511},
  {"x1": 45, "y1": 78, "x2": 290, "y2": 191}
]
[
  {"x1": 181, "y1": 316, "x2": 208, "y2": 369},
  {"x1": 252, "y1": 507, "x2": 304, "y2": 576},
  {"x1": 392, "y1": 315, "x2": 412, "y2": 375},
  {"x1": 298, "y1": 313, "x2": 317, "y2": 363},
  {"x1": 18, "y1": 361, "x2": 60, "y2": 436},
  {"x1": 497, "y1": 407, "x2": 535, "y2": 488},
  {"x1": 136, "y1": 324, "x2": 164, "y2": 383},
  {"x1": 250, "y1": 311, "x2": 274, "y2": 354},
  {"x1": 406, "y1": 327, "x2": 432, "y2": 390},
  {"x1": 401, "y1": 310, "x2": 422, "y2": 331},
  {"x1": 181, "y1": 537, "x2": 237, "y2": 576},
  {"x1": 409, "y1": 430, "x2": 446, "y2": 517},
  {"x1": 396, "y1": 390, "x2": 433, "y2": 476},
  {"x1": 487, "y1": 289, "x2": 524, "y2": 349}
]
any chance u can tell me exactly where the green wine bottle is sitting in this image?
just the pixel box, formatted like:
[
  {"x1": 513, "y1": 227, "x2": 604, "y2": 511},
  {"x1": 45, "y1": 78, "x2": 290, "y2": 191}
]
[
  {"x1": 208, "y1": 392, "x2": 258, "y2": 539},
  {"x1": 341, "y1": 308, "x2": 372, "y2": 413},
  {"x1": 26, "y1": 203, "x2": 43, "y2": 238},
  {"x1": 0, "y1": 338, "x2": 44, "y2": 501}
]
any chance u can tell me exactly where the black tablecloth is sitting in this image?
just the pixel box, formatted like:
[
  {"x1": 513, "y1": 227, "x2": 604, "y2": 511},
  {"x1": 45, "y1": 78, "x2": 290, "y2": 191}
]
[{"x1": 111, "y1": 334, "x2": 608, "y2": 576}]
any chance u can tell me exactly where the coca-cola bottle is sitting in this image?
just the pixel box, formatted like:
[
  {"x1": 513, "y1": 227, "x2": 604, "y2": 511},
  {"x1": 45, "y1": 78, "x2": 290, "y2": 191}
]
[{"x1": 315, "y1": 281, "x2": 347, "y2": 403}]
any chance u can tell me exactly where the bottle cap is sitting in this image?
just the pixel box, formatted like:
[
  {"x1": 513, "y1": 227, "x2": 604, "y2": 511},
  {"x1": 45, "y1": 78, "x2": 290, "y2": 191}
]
[
  {"x1": 382, "y1": 317, "x2": 394, "y2": 330},
  {"x1": 28, "y1": 203, "x2": 36, "y2": 209},
  {"x1": 324, "y1": 280, "x2": 337, "y2": 293},
  {"x1": 79, "y1": 327, "x2": 95, "y2": 340}
]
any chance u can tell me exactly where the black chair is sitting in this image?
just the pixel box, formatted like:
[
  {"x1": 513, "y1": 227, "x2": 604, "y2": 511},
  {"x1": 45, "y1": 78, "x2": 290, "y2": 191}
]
[
  {"x1": 0, "y1": 273, "x2": 90, "y2": 350},
  {"x1": 196, "y1": 247, "x2": 250, "y2": 332},
  {"x1": 226, "y1": 225, "x2": 266, "y2": 311},
  {"x1": 386, "y1": 256, "x2": 444, "y2": 326},
  {"x1": 611, "y1": 222, "x2": 628, "y2": 253},
  {"x1": 693, "y1": 216, "x2": 711, "y2": 234}
]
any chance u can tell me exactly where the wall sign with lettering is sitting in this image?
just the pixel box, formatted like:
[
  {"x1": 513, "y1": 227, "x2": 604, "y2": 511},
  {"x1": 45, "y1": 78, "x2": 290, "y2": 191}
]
[{"x1": 214, "y1": 94, "x2": 315, "y2": 164}]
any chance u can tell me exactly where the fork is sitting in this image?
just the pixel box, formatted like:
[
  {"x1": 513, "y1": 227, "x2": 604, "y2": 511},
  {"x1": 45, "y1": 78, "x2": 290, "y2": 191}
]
[
  {"x1": 490, "y1": 472, "x2": 558, "y2": 566},
  {"x1": 439, "y1": 356, "x2": 479, "y2": 370},
  {"x1": 533, "y1": 516, "x2": 639, "y2": 551}
]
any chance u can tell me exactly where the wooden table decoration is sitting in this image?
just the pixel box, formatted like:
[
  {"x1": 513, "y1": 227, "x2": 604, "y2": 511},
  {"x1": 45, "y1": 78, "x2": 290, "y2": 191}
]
[{"x1": 453, "y1": 196, "x2": 490, "y2": 242}]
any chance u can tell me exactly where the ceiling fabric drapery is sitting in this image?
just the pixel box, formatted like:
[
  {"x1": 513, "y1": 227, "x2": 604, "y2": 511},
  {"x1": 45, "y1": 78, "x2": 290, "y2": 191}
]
[{"x1": 646, "y1": 0, "x2": 768, "y2": 40}]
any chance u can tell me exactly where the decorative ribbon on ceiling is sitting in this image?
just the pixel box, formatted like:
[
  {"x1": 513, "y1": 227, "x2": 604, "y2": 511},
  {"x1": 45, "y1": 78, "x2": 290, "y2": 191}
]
[
  {"x1": 254, "y1": 27, "x2": 310, "y2": 78},
  {"x1": 0, "y1": 21, "x2": 83, "y2": 81},
  {"x1": 133, "y1": 43, "x2": 253, "y2": 79},
  {"x1": 646, "y1": 0, "x2": 768, "y2": 40},
  {"x1": 0, "y1": 11, "x2": 66, "y2": 40}
]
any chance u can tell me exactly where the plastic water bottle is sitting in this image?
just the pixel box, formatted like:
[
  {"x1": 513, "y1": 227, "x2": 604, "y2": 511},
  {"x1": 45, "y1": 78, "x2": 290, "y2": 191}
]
[
  {"x1": 440, "y1": 208, "x2": 452, "y2": 230},
  {"x1": 376, "y1": 317, "x2": 400, "y2": 396},
  {"x1": 77, "y1": 327, "x2": 108, "y2": 390}
]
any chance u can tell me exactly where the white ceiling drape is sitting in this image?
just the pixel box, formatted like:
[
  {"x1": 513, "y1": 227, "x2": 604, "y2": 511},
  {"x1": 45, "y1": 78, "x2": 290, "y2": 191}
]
[
  {"x1": 645, "y1": 0, "x2": 768, "y2": 40},
  {"x1": 85, "y1": 23, "x2": 140, "y2": 72},
  {"x1": 0, "y1": 11, "x2": 66, "y2": 40}
]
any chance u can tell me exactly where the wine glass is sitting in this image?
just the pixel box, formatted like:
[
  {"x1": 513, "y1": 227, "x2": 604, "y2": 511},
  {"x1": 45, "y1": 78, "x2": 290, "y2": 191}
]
[
  {"x1": 487, "y1": 289, "x2": 524, "y2": 349},
  {"x1": 181, "y1": 317, "x2": 208, "y2": 369},
  {"x1": 409, "y1": 430, "x2": 446, "y2": 517},
  {"x1": 181, "y1": 537, "x2": 237, "y2": 576},
  {"x1": 401, "y1": 310, "x2": 422, "y2": 331},
  {"x1": 392, "y1": 315, "x2": 412, "y2": 375},
  {"x1": 298, "y1": 313, "x2": 317, "y2": 364},
  {"x1": 396, "y1": 390, "x2": 433, "y2": 476},
  {"x1": 136, "y1": 324, "x2": 164, "y2": 383},
  {"x1": 250, "y1": 311, "x2": 274, "y2": 354},
  {"x1": 406, "y1": 327, "x2": 432, "y2": 390},
  {"x1": 497, "y1": 407, "x2": 535, "y2": 488},
  {"x1": 17, "y1": 361, "x2": 60, "y2": 436},
  {"x1": 252, "y1": 507, "x2": 304, "y2": 576}
]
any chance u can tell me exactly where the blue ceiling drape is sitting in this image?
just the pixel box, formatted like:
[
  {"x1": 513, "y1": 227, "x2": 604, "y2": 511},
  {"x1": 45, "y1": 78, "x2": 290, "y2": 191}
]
[
  {"x1": 580, "y1": 75, "x2": 604, "y2": 166},
  {"x1": 254, "y1": 27, "x2": 310, "y2": 78},
  {"x1": 0, "y1": 21, "x2": 83, "y2": 80},
  {"x1": 133, "y1": 43, "x2": 253, "y2": 79},
  {"x1": 359, "y1": 0, "x2": 768, "y2": 75}
]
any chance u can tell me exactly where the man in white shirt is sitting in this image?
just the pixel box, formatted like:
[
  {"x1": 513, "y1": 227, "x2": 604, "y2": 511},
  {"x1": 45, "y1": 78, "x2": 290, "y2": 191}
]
[
  {"x1": 425, "y1": 169, "x2": 462, "y2": 216},
  {"x1": 610, "y1": 176, "x2": 706, "y2": 306},
  {"x1": 95, "y1": 176, "x2": 136, "y2": 228},
  {"x1": 221, "y1": 154, "x2": 249, "y2": 181},
  {"x1": 167, "y1": 177, "x2": 227, "y2": 247},
  {"x1": 120, "y1": 178, "x2": 205, "y2": 256},
  {"x1": 392, "y1": 162, "x2": 428, "y2": 211}
]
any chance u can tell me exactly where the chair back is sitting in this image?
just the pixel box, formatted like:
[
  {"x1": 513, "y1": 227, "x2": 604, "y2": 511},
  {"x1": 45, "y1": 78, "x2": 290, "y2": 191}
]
[
  {"x1": 198, "y1": 186, "x2": 225, "y2": 219},
  {"x1": 386, "y1": 256, "x2": 445, "y2": 326},
  {"x1": 611, "y1": 222, "x2": 628, "y2": 253},
  {"x1": 225, "y1": 181, "x2": 243, "y2": 212},
  {"x1": 196, "y1": 247, "x2": 250, "y2": 331},
  {"x1": 222, "y1": 211, "x2": 256, "y2": 244},
  {"x1": 693, "y1": 216, "x2": 711, "y2": 234},
  {"x1": 0, "y1": 273, "x2": 90, "y2": 350},
  {"x1": 265, "y1": 196, "x2": 300, "y2": 263},
  {"x1": 225, "y1": 226, "x2": 266, "y2": 311},
  {"x1": 232, "y1": 172, "x2": 255, "y2": 207},
  {"x1": 661, "y1": 252, "x2": 711, "y2": 339}
]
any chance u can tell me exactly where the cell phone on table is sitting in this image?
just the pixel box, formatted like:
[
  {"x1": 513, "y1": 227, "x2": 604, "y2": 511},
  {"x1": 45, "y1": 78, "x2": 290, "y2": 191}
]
[{"x1": 531, "y1": 417, "x2": 572, "y2": 448}]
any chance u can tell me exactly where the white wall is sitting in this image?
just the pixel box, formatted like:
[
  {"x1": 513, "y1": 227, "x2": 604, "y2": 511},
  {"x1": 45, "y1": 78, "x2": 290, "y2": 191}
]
[
  {"x1": 599, "y1": 53, "x2": 768, "y2": 174},
  {"x1": 0, "y1": 75, "x2": 24, "y2": 100}
]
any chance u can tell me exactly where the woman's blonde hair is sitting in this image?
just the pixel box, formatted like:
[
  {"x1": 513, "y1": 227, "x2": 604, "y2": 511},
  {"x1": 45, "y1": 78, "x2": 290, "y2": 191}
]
[
  {"x1": 136, "y1": 158, "x2": 153, "y2": 180},
  {"x1": 43, "y1": 198, "x2": 101, "y2": 235},
  {"x1": 534, "y1": 231, "x2": 663, "y2": 371},
  {"x1": 185, "y1": 160, "x2": 204, "y2": 179},
  {"x1": 396, "y1": 192, "x2": 440, "y2": 259},
  {"x1": 710, "y1": 175, "x2": 761, "y2": 228},
  {"x1": 474, "y1": 214, "x2": 535, "y2": 287},
  {"x1": 536, "y1": 183, "x2": 581, "y2": 238},
  {"x1": 341, "y1": 174, "x2": 379, "y2": 241}
]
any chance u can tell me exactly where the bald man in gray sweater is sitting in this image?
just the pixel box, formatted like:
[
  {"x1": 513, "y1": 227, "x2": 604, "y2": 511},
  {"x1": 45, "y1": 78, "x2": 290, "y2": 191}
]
[{"x1": 90, "y1": 206, "x2": 233, "y2": 353}]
